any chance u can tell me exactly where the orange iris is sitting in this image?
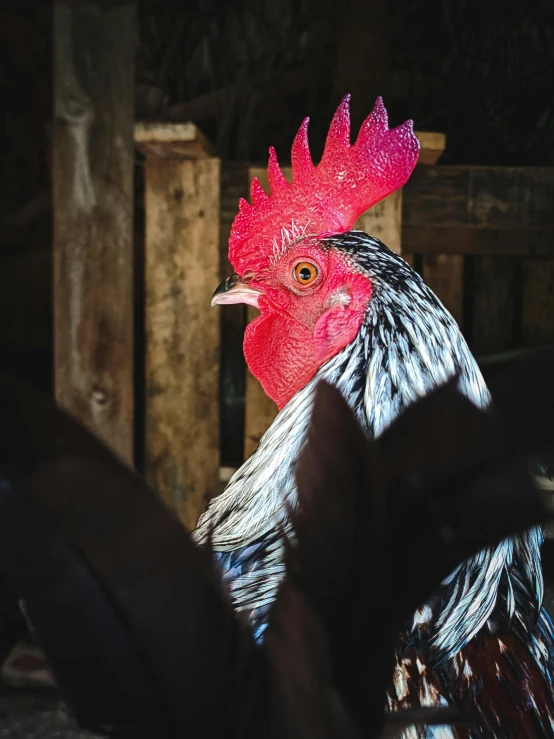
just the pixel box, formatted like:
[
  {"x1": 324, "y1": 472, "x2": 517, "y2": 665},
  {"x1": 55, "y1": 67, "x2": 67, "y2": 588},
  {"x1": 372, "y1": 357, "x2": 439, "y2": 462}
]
[{"x1": 293, "y1": 262, "x2": 318, "y2": 285}]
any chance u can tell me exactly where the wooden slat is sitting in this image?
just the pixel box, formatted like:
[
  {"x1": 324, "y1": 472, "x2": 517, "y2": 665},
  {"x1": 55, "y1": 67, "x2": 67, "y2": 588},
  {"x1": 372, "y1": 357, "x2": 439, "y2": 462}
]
[
  {"x1": 355, "y1": 189, "x2": 403, "y2": 254},
  {"x1": 471, "y1": 257, "x2": 516, "y2": 355},
  {"x1": 144, "y1": 155, "x2": 220, "y2": 529},
  {"x1": 403, "y1": 166, "x2": 554, "y2": 257},
  {"x1": 52, "y1": 0, "x2": 135, "y2": 464},
  {"x1": 416, "y1": 132, "x2": 446, "y2": 165},
  {"x1": 521, "y1": 259, "x2": 554, "y2": 347},
  {"x1": 135, "y1": 121, "x2": 214, "y2": 160},
  {"x1": 422, "y1": 254, "x2": 464, "y2": 327},
  {"x1": 403, "y1": 225, "x2": 554, "y2": 257}
]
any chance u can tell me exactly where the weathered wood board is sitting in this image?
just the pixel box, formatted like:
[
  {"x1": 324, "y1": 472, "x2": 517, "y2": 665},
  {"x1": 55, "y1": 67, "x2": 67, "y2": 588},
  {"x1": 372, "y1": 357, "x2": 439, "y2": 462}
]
[
  {"x1": 356, "y1": 190, "x2": 403, "y2": 254},
  {"x1": 52, "y1": 0, "x2": 135, "y2": 464},
  {"x1": 141, "y1": 127, "x2": 220, "y2": 529},
  {"x1": 422, "y1": 254, "x2": 464, "y2": 328},
  {"x1": 521, "y1": 259, "x2": 554, "y2": 347},
  {"x1": 471, "y1": 257, "x2": 517, "y2": 355},
  {"x1": 403, "y1": 166, "x2": 554, "y2": 257}
]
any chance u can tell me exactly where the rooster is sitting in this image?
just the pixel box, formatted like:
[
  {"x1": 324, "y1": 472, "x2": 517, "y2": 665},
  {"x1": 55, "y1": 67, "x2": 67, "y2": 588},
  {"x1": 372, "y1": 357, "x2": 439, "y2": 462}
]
[
  {"x1": 194, "y1": 96, "x2": 554, "y2": 737},
  {"x1": 2, "y1": 364, "x2": 553, "y2": 739}
]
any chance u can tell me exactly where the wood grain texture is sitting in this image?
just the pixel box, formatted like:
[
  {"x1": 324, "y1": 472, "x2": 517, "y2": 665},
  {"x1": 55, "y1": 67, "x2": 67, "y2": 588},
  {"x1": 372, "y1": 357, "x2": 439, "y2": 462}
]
[
  {"x1": 422, "y1": 254, "x2": 464, "y2": 327},
  {"x1": 403, "y1": 166, "x2": 554, "y2": 257},
  {"x1": 415, "y1": 132, "x2": 446, "y2": 165},
  {"x1": 521, "y1": 259, "x2": 554, "y2": 347},
  {"x1": 144, "y1": 157, "x2": 220, "y2": 529},
  {"x1": 355, "y1": 189, "x2": 403, "y2": 254},
  {"x1": 471, "y1": 257, "x2": 516, "y2": 355},
  {"x1": 52, "y1": 0, "x2": 135, "y2": 464},
  {"x1": 135, "y1": 122, "x2": 214, "y2": 160}
]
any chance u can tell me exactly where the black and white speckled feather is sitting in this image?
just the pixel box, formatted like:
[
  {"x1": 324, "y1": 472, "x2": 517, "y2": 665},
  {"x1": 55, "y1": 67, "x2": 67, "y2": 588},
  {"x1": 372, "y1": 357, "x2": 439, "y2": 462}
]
[{"x1": 193, "y1": 231, "x2": 554, "y2": 735}]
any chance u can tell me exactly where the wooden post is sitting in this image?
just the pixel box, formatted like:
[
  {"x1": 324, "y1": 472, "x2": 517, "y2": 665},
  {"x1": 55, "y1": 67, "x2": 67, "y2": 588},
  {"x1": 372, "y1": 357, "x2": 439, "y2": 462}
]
[
  {"x1": 356, "y1": 190, "x2": 403, "y2": 254},
  {"x1": 521, "y1": 259, "x2": 554, "y2": 347},
  {"x1": 53, "y1": 1, "x2": 135, "y2": 464},
  {"x1": 136, "y1": 123, "x2": 220, "y2": 530},
  {"x1": 471, "y1": 257, "x2": 516, "y2": 355},
  {"x1": 402, "y1": 166, "x2": 554, "y2": 257},
  {"x1": 422, "y1": 254, "x2": 464, "y2": 326}
]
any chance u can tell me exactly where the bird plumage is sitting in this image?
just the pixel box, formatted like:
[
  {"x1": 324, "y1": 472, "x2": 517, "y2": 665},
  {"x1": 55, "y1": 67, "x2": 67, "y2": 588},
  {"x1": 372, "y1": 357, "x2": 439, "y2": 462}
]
[
  {"x1": 196, "y1": 234, "x2": 554, "y2": 736},
  {"x1": 200, "y1": 95, "x2": 554, "y2": 736}
]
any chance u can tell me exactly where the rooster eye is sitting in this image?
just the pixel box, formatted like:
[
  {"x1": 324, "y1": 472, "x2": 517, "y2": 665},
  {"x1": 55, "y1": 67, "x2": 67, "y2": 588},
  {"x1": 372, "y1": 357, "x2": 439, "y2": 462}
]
[{"x1": 293, "y1": 262, "x2": 318, "y2": 285}]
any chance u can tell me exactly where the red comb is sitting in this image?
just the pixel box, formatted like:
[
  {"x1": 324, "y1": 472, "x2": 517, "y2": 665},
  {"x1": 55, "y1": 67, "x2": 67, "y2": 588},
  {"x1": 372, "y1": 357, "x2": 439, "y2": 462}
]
[{"x1": 229, "y1": 95, "x2": 420, "y2": 275}]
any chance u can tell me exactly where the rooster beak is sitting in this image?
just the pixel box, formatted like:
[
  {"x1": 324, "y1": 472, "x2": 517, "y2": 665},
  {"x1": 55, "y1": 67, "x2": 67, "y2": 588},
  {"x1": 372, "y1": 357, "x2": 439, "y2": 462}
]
[{"x1": 211, "y1": 274, "x2": 263, "y2": 308}]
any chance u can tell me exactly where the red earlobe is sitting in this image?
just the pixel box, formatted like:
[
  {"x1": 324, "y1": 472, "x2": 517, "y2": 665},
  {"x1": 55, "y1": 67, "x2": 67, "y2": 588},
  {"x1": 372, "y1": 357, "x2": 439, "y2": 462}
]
[{"x1": 313, "y1": 306, "x2": 365, "y2": 366}]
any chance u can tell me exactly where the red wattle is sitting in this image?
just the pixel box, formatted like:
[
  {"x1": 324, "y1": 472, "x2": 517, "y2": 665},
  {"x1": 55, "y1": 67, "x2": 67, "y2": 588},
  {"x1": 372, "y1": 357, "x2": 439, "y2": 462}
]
[
  {"x1": 243, "y1": 297, "x2": 369, "y2": 409},
  {"x1": 244, "y1": 313, "x2": 320, "y2": 409}
]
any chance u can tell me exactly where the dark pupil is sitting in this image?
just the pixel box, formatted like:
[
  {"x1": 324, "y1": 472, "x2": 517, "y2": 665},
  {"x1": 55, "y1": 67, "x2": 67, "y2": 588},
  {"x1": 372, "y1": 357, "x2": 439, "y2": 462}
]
[{"x1": 299, "y1": 266, "x2": 312, "y2": 281}]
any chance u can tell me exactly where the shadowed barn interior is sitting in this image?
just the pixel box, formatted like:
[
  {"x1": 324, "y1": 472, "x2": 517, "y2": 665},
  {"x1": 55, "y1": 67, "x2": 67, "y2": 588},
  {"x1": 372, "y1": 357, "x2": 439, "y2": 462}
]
[{"x1": 0, "y1": 0, "x2": 554, "y2": 736}]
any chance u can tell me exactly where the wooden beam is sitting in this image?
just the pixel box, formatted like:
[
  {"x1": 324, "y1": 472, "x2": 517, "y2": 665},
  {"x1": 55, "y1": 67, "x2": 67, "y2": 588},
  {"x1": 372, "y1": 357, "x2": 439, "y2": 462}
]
[
  {"x1": 403, "y1": 225, "x2": 554, "y2": 257},
  {"x1": 135, "y1": 122, "x2": 214, "y2": 160},
  {"x1": 52, "y1": 1, "x2": 135, "y2": 464},
  {"x1": 141, "y1": 127, "x2": 220, "y2": 529},
  {"x1": 403, "y1": 166, "x2": 554, "y2": 257},
  {"x1": 415, "y1": 132, "x2": 446, "y2": 165}
]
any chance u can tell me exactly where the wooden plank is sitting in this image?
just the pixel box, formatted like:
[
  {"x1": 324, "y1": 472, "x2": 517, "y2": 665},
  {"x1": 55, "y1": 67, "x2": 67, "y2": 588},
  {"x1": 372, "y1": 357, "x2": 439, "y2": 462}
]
[
  {"x1": 135, "y1": 121, "x2": 214, "y2": 159},
  {"x1": 422, "y1": 254, "x2": 464, "y2": 327},
  {"x1": 521, "y1": 259, "x2": 554, "y2": 347},
  {"x1": 403, "y1": 225, "x2": 554, "y2": 257},
  {"x1": 416, "y1": 132, "x2": 446, "y2": 165},
  {"x1": 403, "y1": 166, "x2": 554, "y2": 257},
  {"x1": 52, "y1": 0, "x2": 135, "y2": 464},
  {"x1": 135, "y1": 122, "x2": 199, "y2": 143},
  {"x1": 405, "y1": 166, "x2": 554, "y2": 230},
  {"x1": 355, "y1": 189, "x2": 403, "y2": 254},
  {"x1": 470, "y1": 257, "x2": 516, "y2": 356},
  {"x1": 144, "y1": 155, "x2": 220, "y2": 529}
]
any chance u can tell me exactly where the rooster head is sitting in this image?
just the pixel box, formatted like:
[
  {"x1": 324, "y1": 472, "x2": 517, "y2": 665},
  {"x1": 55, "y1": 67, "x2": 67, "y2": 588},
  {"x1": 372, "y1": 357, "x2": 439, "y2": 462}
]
[{"x1": 212, "y1": 96, "x2": 420, "y2": 409}]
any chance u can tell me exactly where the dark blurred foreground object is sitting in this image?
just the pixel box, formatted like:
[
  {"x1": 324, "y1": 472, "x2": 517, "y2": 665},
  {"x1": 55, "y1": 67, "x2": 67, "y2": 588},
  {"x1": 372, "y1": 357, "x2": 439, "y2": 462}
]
[{"x1": 0, "y1": 350, "x2": 553, "y2": 737}]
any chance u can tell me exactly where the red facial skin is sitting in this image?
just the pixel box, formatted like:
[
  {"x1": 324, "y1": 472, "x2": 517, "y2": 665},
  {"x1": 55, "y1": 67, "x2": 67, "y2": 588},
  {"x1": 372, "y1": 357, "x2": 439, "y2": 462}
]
[{"x1": 242, "y1": 239, "x2": 372, "y2": 409}]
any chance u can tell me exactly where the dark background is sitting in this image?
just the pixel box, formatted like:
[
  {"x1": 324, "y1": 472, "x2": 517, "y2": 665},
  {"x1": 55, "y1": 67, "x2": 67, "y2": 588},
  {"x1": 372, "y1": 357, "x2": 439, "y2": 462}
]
[{"x1": 1, "y1": 4, "x2": 554, "y2": 728}]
